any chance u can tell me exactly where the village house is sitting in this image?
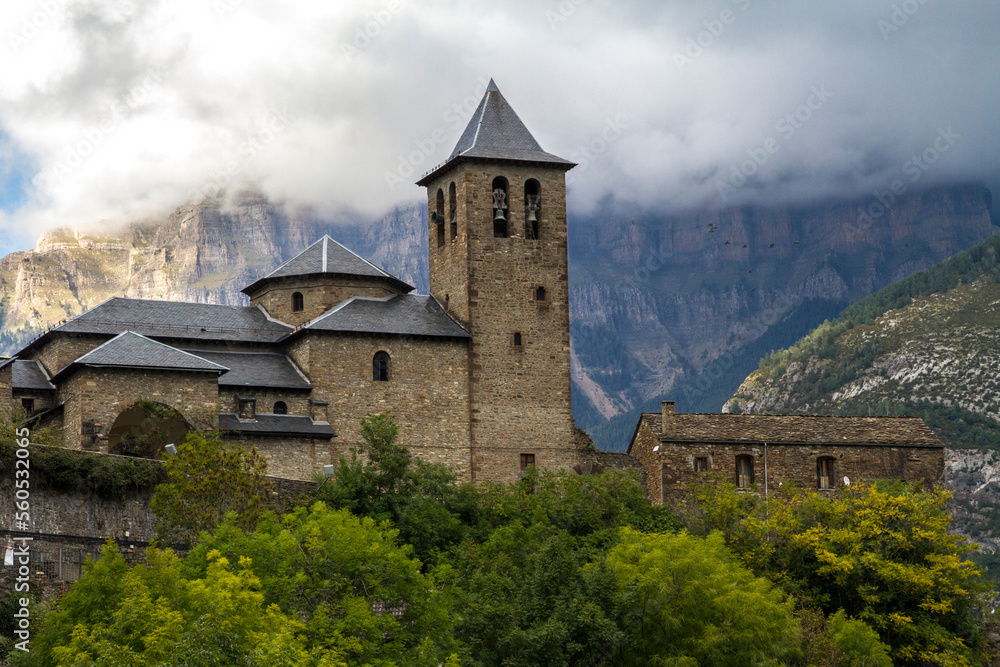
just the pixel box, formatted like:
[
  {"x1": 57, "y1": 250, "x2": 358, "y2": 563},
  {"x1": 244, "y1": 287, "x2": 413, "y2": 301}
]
[{"x1": 628, "y1": 400, "x2": 945, "y2": 505}]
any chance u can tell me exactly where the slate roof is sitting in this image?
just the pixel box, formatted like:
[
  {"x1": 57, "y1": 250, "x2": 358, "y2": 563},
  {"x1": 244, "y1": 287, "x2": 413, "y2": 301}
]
[
  {"x1": 218, "y1": 413, "x2": 335, "y2": 438},
  {"x1": 301, "y1": 294, "x2": 470, "y2": 338},
  {"x1": 48, "y1": 297, "x2": 293, "y2": 344},
  {"x1": 416, "y1": 79, "x2": 574, "y2": 186},
  {"x1": 52, "y1": 332, "x2": 228, "y2": 381},
  {"x1": 630, "y1": 412, "x2": 944, "y2": 453},
  {"x1": 183, "y1": 350, "x2": 312, "y2": 390},
  {"x1": 242, "y1": 236, "x2": 413, "y2": 295},
  {"x1": 12, "y1": 360, "x2": 55, "y2": 392}
]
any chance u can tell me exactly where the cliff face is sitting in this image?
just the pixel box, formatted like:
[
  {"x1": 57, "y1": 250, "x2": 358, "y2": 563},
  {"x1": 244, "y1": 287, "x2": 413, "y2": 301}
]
[
  {"x1": 568, "y1": 183, "x2": 996, "y2": 449},
  {"x1": 0, "y1": 193, "x2": 428, "y2": 351}
]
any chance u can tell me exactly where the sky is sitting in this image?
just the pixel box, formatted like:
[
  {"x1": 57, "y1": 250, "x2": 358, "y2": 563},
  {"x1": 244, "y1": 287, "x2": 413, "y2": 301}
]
[{"x1": 0, "y1": 0, "x2": 997, "y2": 256}]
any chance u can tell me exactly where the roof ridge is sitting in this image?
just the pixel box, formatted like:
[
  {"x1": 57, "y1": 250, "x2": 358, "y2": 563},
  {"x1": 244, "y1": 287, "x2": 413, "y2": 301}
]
[
  {"x1": 260, "y1": 237, "x2": 327, "y2": 281},
  {"x1": 75, "y1": 331, "x2": 229, "y2": 371},
  {"x1": 304, "y1": 295, "x2": 364, "y2": 328},
  {"x1": 324, "y1": 237, "x2": 395, "y2": 279}
]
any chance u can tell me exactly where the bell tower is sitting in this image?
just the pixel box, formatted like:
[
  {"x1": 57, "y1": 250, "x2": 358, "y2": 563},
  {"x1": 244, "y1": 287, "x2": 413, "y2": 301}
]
[{"x1": 417, "y1": 79, "x2": 578, "y2": 483}]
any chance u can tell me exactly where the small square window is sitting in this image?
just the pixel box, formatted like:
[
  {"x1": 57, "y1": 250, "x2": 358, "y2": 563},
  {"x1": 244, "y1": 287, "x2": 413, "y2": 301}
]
[
  {"x1": 520, "y1": 453, "x2": 535, "y2": 470},
  {"x1": 694, "y1": 457, "x2": 709, "y2": 472},
  {"x1": 21, "y1": 398, "x2": 34, "y2": 415},
  {"x1": 513, "y1": 332, "x2": 523, "y2": 347}
]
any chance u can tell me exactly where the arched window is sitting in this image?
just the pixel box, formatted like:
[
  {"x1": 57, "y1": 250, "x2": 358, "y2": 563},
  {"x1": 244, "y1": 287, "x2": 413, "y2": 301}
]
[
  {"x1": 373, "y1": 351, "x2": 390, "y2": 382},
  {"x1": 435, "y1": 188, "x2": 445, "y2": 248},
  {"x1": 292, "y1": 292, "x2": 304, "y2": 312},
  {"x1": 535, "y1": 286, "x2": 546, "y2": 301},
  {"x1": 735, "y1": 455, "x2": 754, "y2": 488},
  {"x1": 817, "y1": 457, "x2": 835, "y2": 489},
  {"x1": 273, "y1": 401, "x2": 288, "y2": 415},
  {"x1": 524, "y1": 179, "x2": 540, "y2": 239},
  {"x1": 492, "y1": 176, "x2": 509, "y2": 238},
  {"x1": 449, "y1": 182, "x2": 458, "y2": 240}
]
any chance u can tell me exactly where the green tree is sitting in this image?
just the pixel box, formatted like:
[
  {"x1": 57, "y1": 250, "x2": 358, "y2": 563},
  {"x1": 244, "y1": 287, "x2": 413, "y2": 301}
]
[
  {"x1": 605, "y1": 528, "x2": 802, "y2": 666},
  {"x1": 688, "y1": 479, "x2": 987, "y2": 666},
  {"x1": 150, "y1": 432, "x2": 274, "y2": 545},
  {"x1": 184, "y1": 502, "x2": 460, "y2": 666},
  {"x1": 13, "y1": 544, "x2": 323, "y2": 667},
  {"x1": 319, "y1": 412, "x2": 484, "y2": 562},
  {"x1": 827, "y1": 610, "x2": 893, "y2": 667}
]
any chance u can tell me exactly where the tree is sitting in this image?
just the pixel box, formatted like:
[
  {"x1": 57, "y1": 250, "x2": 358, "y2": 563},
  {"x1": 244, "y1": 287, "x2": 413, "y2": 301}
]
[
  {"x1": 184, "y1": 502, "x2": 460, "y2": 667},
  {"x1": 319, "y1": 412, "x2": 484, "y2": 561},
  {"x1": 12, "y1": 544, "x2": 321, "y2": 667},
  {"x1": 605, "y1": 528, "x2": 802, "y2": 666},
  {"x1": 150, "y1": 432, "x2": 274, "y2": 545},
  {"x1": 687, "y1": 479, "x2": 987, "y2": 666}
]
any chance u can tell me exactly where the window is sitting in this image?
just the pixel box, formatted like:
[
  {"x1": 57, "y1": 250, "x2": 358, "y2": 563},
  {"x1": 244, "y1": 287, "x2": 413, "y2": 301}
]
[
  {"x1": 513, "y1": 332, "x2": 522, "y2": 347},
  {"x1": 292, "y1": 292, "x2": 304, "y2": 312},
  {"x1": 435, "y1": 188, "x2": 445, "y2": 248},
  {"x1": 373, "y1": 351, "x2": 390, "y2": 382},
  {"x1": 520, "y1": 453, "x2": 535, "y2": 470},
  {"x1": 21, "y1": 398, "x2": 34, "y2": 415},
  {"x1": 694, "y1": 457, "x2": 709, "y2": 472},
  {"x1": 273, "y1": 401, "x2": 288, "y2": 415},
  {"x1": 492, "y1": 176, "x2": 509, "y2": 238},
  {"x1": 535, "y1": 286, "x2": 546, "y2": 301},
  {"x1": 524, "y1": 179, "x2": 540, "y2": 239},
  {"x1": 237, "y1": 397, "x2": 256, "y2": 420},
  {"x1": 817, "y1": 457, "x2": 835, "y2": 489},
  {"x1": 736, "y1": 455, "x2": 754, "y2": 488},
  {"x1": 449, "y1": 182, "x2": 458, "y2": 240}
]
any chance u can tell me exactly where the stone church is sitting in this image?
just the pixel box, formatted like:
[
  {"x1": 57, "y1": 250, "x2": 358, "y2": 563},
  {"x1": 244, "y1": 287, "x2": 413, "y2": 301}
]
[{"x1": 3, "y1": 80, "x2": 629, "y2": 483}]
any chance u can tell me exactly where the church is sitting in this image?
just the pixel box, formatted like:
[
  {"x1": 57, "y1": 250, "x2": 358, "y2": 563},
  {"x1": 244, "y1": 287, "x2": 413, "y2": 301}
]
[{"x1": 3, "y1": 80, "x2": 631, "y2": 483}]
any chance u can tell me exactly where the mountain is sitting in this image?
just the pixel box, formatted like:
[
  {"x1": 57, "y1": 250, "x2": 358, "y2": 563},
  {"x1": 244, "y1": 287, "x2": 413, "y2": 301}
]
[
  {"x1": 723, "y1": 229, "x2": 1000, "y2": 450},
  {"x1": 722, "y1": 232, "x2": 1000, "y2": 570},
  {"x1": 0, "y1": 184, "x2": 994, "y2": 455},
  {"x1": 569, "y1": 183, "x2": 996, "y2": 450},
  {"x1": 0, "y1": 191, "x2": 428, "y2": 353}
]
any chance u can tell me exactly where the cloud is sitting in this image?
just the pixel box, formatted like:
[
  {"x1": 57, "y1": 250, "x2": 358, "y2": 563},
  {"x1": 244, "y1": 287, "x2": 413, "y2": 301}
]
[{"x1": 0, "y1": 0, "x2": 997, "y2": 251}]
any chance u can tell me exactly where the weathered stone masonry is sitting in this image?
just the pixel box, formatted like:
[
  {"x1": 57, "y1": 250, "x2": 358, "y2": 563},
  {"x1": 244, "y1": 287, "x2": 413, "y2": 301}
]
[{"x1": 629, "y1": 401, "x2": 946, "y2": 505}]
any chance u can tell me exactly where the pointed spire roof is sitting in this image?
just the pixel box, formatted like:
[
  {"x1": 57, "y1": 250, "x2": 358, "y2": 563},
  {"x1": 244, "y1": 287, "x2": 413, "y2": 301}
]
[
  {"x1": 242, "y1": 236, "x2": 413, "y2": 295},
  {"x1": 417, "y1": 79, "x2": 574, "y2": 186}
]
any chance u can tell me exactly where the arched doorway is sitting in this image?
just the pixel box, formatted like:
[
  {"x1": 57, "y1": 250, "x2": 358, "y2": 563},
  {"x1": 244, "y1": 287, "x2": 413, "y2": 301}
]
[{"x1": 108, "y1": 400, "x2": 190, "y2": 459}]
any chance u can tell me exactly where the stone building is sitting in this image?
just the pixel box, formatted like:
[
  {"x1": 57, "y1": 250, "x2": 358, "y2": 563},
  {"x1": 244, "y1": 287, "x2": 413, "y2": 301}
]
[
  {"x1": 2, "y1": 80, "x2": 635, "y2": 483},
  {"x1": 629, "y1": 401, "x2": 945, "y2": 505}
]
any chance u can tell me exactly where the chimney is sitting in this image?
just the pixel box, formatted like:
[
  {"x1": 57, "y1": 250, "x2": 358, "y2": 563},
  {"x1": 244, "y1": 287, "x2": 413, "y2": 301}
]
[{"x1": 661, "y1": 401, "x2": 675, "y2": 438}]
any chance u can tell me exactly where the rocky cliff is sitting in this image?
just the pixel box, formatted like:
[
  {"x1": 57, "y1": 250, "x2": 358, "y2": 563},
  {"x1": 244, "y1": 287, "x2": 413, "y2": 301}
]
[
  {"x1": 569, "y1": 183, "x2": 996, "y2": 449},
  {"x1": 0, "y1": 192, "x2": 428, "y2": 352},
  {"x1": 722, "y1": 229, "x2": 1000, "y2": 440}
]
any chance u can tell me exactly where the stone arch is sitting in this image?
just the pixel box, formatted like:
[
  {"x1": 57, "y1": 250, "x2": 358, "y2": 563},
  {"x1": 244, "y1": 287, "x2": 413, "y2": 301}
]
[{"x1": 107, "y1": 400, "x2": 190, "y2": 459}]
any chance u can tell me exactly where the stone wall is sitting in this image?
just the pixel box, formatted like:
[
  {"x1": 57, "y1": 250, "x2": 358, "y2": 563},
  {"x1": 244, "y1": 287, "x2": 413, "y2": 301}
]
[
  {"x1": 288, "y1": 331, "x2": 473, "y2": 478},
  {"x1": 248, "y1": 275, "x2": 405, "y2": 328},
  {"x1": 27, "y1": 333, "x2": 109, "y2": 377},
  {"x1": 658, "y1": 442, "x2": 944, "y2": 504},
  {"x1": 218, "y1": 388, "x2": 311, "y2": 417},
  {"x1": 60, "y1": 367, "x2": 220, "y2": 450},
  {"x1": 628, "y1": 417, "x2": 662, "y2": 504},
  {"x1": 226, "y1": 433, "x2": 331, "y2": 481},
  {"x1": 425, "y1": 161, "x2": 578, "y2": 484}
]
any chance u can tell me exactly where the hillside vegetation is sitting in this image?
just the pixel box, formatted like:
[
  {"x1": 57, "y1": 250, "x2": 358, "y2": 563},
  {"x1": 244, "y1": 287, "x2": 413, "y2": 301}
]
[{"x1": 726, "y1": 231, "x2": 1000, "y2": 450}]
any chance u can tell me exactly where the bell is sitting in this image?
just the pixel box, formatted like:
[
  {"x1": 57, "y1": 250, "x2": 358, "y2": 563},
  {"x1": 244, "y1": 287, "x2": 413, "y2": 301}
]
[
  {"x1": 494, "y1": 208, "x2": 506, "y2": 222},
  {"x1": 526, "y1": 209, "x2": 538, "y2": 224}
]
